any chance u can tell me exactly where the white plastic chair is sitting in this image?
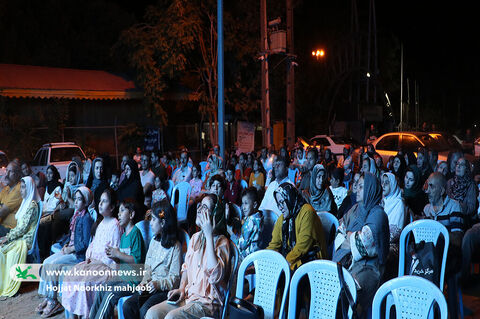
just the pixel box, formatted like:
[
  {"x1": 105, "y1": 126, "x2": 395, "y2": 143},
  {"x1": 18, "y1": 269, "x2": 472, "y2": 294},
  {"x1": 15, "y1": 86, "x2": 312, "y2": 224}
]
[
  {"x1": 235, "y1": 250, "x2": 291, "y2": 319},
  {"x1": 27, "y1": 201, "x2": 43, "y2": 263},
  {"x1": 317, "y1": 212, "x2": 339, "y2": 259},
  {"x1": 287, "y1": 260, "x2": 357, "y2": 319},
  {"x1": 398, "y1": 219, "x2": 449, "y2": 291},
  {"x1": 170, "y1": 181, "x2": 191, "y2": 222},
  {"x1": 372, "y1": 276, "x2": 448, "y2": 319}
]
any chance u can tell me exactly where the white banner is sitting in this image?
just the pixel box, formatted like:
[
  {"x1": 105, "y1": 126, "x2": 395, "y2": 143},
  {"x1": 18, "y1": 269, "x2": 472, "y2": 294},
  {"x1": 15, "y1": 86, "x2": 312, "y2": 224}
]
[{"x1": 237, "y1": 121, "x2": 255, "y2": 153}]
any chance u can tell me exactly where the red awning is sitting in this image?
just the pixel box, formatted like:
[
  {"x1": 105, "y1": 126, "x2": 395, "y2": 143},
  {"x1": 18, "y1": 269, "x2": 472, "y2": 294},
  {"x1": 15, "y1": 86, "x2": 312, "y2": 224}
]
[{"x1": 0, "y1": 64, "x2": 142, "y2": 100}]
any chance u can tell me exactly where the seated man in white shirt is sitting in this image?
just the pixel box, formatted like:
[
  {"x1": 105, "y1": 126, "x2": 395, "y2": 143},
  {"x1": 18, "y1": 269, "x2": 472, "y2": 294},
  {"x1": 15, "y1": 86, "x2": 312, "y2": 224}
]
[
  {"x1": 172, "y1": 151, "x2": 192, "y2": 185},
  {"x1": 259, "y1": 156, "x2": 293, "y2": 216},
  {"x1": 140, "y1": 153, "x2": 156, "y2": 206}
]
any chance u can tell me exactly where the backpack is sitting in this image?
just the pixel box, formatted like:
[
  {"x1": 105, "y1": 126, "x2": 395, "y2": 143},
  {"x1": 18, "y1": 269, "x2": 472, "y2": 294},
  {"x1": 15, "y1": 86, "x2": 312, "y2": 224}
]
[{"x1": 406, "y1": 240, "x2": 442, "y2": 287}]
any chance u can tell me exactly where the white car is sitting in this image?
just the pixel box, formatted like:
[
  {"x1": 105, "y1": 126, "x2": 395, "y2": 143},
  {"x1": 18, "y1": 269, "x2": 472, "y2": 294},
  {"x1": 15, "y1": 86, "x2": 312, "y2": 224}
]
[
  {"x1": 309, "y1": 135, "x2": 360, "y2": 157},
  {"x1": 31, "y1": 142, "x2": 86, "y2": 180}
]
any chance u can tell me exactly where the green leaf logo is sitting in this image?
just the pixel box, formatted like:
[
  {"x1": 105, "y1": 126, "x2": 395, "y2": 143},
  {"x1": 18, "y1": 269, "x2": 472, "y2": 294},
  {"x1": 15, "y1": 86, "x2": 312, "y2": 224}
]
[{"x1": 15, "y1": 265, "x2": 37, "y2": 280}]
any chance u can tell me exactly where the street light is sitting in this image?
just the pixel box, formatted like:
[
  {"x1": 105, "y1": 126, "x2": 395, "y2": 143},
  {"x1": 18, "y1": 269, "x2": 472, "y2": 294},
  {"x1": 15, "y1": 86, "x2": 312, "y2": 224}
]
[{"x1": 311, "y1": 49, "x2": 325, "y2": 59}]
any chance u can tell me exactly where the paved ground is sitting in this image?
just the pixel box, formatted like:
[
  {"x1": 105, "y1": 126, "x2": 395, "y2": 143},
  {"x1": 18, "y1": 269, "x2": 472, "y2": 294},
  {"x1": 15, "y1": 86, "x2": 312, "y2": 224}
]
[{"x1": 1, "y1": 281, "x2": 480, "y2": 319}]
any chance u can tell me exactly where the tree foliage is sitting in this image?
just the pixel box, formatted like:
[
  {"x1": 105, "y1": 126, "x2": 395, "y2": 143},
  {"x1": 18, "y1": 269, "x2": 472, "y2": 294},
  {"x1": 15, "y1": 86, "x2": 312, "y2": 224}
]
[{"x1": 116, "y1": 0, "x2": 260, "y2": 144}]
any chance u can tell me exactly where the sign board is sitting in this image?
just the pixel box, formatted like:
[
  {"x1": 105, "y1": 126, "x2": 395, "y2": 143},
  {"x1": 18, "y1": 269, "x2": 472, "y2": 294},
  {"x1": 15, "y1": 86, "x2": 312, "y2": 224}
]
[
  {"x1": 237, "y1": 121, "x2": 255, "y2": 153},
  {"x1": 144, "y1": 128, "x2": 160, "y2": 151}
]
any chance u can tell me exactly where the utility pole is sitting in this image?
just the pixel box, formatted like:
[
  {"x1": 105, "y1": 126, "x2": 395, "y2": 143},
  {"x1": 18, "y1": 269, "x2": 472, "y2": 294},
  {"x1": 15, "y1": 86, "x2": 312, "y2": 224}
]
[
  {"x1": 415, "y1": 80, "x2": 419, "y2": 129},
  {"x1": 286, "y1": 0, "x2": 295, "y2": 149},
  {"x1": 217, "y1": 0, "x2": 225, "y2": 158},
  {"x1": 400, "y1": 43, "x2": 404, "y2": 131},
  {"x1": 260, "y1": 0, "x2": 271, "y2": 148}
]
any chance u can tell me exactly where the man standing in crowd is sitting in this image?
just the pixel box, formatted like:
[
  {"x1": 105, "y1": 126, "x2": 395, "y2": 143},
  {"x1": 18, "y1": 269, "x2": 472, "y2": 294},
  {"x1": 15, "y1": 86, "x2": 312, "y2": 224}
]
[
  {"x1": 172, "y1": 151, "x2": 192, "y2": 185},
  {"x1": 259, "y1": 156, "x2": 292, "y2": 216},
  {"x1": 0, "y1": 162, "x2": 23, "y2": 236}
]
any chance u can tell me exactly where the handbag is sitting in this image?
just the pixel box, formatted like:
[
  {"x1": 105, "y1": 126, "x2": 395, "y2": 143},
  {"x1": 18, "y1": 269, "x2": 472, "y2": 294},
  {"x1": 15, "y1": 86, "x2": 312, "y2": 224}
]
[
  {"x1": 228, "y1": 297, "x2": 264, "y2": 319},
  {"x1": 337, "y1": 262, "x2": 357, "y2": 319},
  {"x1": 406, "y1": 240, "x2": 441, "y2": 287}
]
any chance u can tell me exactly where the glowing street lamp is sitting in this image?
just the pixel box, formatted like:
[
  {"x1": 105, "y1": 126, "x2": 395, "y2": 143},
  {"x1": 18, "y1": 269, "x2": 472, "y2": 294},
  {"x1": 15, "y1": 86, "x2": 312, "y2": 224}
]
[{"x1": 311, "y1": 49, "x2": 325, "y2": 60}]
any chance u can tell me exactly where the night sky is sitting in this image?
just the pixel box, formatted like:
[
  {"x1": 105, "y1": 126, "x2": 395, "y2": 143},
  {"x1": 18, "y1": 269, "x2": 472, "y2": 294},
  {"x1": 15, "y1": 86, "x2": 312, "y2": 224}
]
[{"x1": 1, "y1": 0, "x2": 479, "y2": 129}]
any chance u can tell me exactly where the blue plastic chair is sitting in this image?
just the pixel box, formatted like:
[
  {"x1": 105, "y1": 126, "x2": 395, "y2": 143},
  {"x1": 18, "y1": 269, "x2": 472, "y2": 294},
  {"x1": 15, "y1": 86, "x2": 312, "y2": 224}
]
[
  {"x1": 166, "y1": 179, "x2": 175, "y2": 200},
  {"x1": 135, "y1": 220, "x2": 153, "y2": 250},
  {"x1": 288, "y1": 168, "x2": 298, "y2": 184},
  {"x1": 372, "y1": 276, "x2": 448, "y2": 319},
  {"x1": 398, "y1": 219, "x2": 449, "y2": 291},
  {"x1": 235, "y1": 250, "x2": 291, "y2": 319},
  {"x1": 27, "y1": 201, "x2": 43, "y2": 263},
  {"x1": 316, "y1": 212, "x2": 339, "y2": 260},
  {"x1": 199, "y1": 161, "x2": 208, "y2": 174},
  {"x1": 287, "y1": 260, "x2": 357, "y2": 319},
  {"x1": 240, "y1": 179, "x2": 248, "y2": 191},
  {"x1": 170, "y1": 181, "x2": 191, "y2": 222}
]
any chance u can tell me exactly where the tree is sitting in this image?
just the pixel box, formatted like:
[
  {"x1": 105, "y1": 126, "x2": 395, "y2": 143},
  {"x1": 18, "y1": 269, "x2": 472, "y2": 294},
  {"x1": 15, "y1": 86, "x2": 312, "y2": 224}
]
[{"x1": 116, "y1": 0, "x2": 259, "y2": 145}]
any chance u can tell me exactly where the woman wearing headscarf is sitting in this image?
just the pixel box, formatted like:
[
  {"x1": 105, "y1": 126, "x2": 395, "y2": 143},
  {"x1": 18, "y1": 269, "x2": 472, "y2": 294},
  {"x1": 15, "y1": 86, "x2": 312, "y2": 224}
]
[
  {"x1": 332, "y1": 172, "x2": 389, "y2": 315},
  {"x1": 116, "y1": 159, "x2": 145, "y2": 205},
  {"x1": 391, "y1": 154, "x2": 407, "y2": 188},
  {"x1": 43, "y1": 165, "x2": 63, "y2": 214},
  {"x1": 38, "y1": 165, "x2": 63, "y2": 259},
  {"x1": 337, "y1": 173, "x2": 360, "y2": 220},
  {"x1": 446, "y1": 150, "x2": 463, "y2": 180},
  {"x1": 417, "y1": 148, "x2": 433, "y2": 187},
  {"x1": 404, "y1": 151, "x2": 417, "y2": 167},
  {"x1": 267, "y1": 182, "x2": 326, "y2": 270},
  {"x1": 52, "y1": 160, "x2": 85, "y2": 243},
  {"x1": 304, "y1": 164, "x2": 336, "y2": 214},
  {"x1": 204, "y1": 154, "x2": 225, "y2": 189},
  {"x1": 86, "y1": 157, "x2": 109, "y2": 211},
  {"x1": 381, "y1": 172, "x2": 406, "y2": 282},
  {"x1": 447, "y1": 157, "x2": 478, "y2": 222},
  {"x1": 381, "y1": 173, "x2": 406, "y2": 242},
  {"x1": 361, "y1": 156, "x2": 379, "y2": 178},
  {"x1": 145, "y1": 193, "x2": 231, "y2": 319},
  {"x1": 0, "y1": 176, "x2": 40, "y2": 296},
  {"x1": 403, "y1": 165, "x2": 428, "y2": 219}
]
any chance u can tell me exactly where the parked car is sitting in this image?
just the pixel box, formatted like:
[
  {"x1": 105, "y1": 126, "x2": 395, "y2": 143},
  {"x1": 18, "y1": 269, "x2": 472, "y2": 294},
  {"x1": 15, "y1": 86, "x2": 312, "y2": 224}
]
[
  {"x1": 372, "y1": 131, "x2": 474, "y2": 165},
  {"x1": 30, "y1": 142, "x2": 86, "y2": 180},
  {"x1": 298, "y1": 135, "x2": 360, "y2": 159}
]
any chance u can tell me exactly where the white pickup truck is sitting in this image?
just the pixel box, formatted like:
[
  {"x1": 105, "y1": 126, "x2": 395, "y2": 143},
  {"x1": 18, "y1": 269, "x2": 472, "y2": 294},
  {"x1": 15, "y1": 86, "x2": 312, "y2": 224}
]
[{"x1": 30, "y1": 142, "x2": 86, "y2": 180}]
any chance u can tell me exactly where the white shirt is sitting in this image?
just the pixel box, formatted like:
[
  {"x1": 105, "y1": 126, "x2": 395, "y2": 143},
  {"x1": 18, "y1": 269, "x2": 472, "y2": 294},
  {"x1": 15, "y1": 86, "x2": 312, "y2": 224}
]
[
  {"x1": 140, "y1": 169, "x2": 155, "y2": 187},
  {"x1": 259, "y1": 176, "x2": 292, "y2": 216}
]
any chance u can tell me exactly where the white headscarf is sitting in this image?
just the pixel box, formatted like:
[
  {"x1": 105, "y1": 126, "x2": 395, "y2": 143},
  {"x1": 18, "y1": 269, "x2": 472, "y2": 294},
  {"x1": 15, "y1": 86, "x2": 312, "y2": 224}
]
[
  {"x1": 15, "y1": 176, "x2": 40, "y2": 221},
  {"x1": 382, "y1": 172, "x2": 405, "y2": 237}
]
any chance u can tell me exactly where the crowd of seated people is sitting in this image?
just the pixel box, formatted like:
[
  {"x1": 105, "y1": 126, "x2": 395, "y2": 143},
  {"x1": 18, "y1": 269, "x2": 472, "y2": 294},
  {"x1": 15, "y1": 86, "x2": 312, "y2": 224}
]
[{"x1": 0, "y1": 141, "x2": 479, "y2": 319}]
